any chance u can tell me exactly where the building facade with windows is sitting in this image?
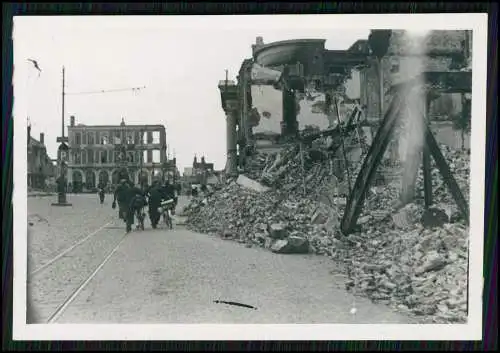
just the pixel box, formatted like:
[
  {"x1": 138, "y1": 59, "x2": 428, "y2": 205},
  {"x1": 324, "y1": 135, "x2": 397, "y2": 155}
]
[
  {"x1": 27, "y1": 126, "x2": 57, "y2": 190},
  {"x1": 66, "y1": 116, "x2": 168, "y2": 192}
]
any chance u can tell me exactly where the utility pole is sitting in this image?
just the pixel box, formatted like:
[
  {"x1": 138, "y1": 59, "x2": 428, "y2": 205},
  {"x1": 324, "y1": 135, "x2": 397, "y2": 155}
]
[
  {"x1": 62, "y1": 66, "x2": 65, "y2": 138},
  {"x1": 52, "y1": 66, "x2": 71, "y2": 207},
  {"x1": 63, "y1": 74, "x2": 146, "y2": 187}
]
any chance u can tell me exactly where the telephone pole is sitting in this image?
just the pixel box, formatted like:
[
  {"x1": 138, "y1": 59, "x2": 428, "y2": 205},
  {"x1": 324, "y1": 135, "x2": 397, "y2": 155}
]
[
  {"x1": 62, "y1": 66, "x2": 65, "y2": 138},
  {"x1": 52, "y1": 66, "x2": 146, "y2": 205},
  {"x1": 52, "y1": 66, "x2": 71, "y2": 207}
]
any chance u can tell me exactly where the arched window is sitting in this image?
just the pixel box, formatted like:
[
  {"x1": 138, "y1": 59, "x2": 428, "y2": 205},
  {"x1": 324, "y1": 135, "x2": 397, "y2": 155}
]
[{"x1": 86, "y1": 170, "x2": 96, "y2": 189}]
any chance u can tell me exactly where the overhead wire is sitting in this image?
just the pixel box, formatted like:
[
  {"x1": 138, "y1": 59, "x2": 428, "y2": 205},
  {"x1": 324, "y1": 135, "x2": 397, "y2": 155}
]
[{"x1": 65, "y1": 86, "x2": 146, "y2": 96}]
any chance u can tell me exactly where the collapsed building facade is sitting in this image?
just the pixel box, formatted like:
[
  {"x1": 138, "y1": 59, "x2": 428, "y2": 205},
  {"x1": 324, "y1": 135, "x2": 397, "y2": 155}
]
[
  {"x1": 218, "y1": 30, "x2": 472, "y2": 177},
  {"x1": 219, "y1": 37, "x2": 366, "y2": 176},
  {"x1": 66, "y1": 116, "x2": 175, "y2": 191},
  {"x1": 188, "y1": 30, "x2": 473, "y2": 324}
]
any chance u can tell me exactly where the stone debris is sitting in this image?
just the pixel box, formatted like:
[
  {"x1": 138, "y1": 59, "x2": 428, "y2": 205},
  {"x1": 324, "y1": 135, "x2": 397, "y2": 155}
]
[
  {"x1": 236, "y1": 174, "x2": 271, "y2": 193},
  {"x1": 184, "y1": 134, "x2": 470, "y2": 324},
  {"x1": 271, "y1": 235, "x2": 310, "y2": 254},
  {"x1": 268, "y1": 222, "x2": 288, "y2": 239}
]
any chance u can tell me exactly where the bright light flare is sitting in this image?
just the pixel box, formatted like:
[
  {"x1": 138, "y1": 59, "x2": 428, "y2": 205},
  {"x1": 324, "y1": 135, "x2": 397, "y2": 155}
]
[{"x1": 406, "y1": 29, "x2": 431, "y2": 38}]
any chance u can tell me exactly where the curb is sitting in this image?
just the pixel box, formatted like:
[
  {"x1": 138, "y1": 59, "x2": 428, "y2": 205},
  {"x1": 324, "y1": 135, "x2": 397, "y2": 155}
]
[{"x1": 28, "y1": 193, "x2": 56, "y2": 198}]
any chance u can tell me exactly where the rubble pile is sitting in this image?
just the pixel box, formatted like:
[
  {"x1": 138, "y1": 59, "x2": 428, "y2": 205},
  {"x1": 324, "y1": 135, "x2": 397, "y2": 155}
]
[
  {"x1": 185, "y1": 134, "x2": 470, "y2": 323},
  {"x1": 417, "y1": 145, "x2": 470, "y2": 206},
  {"x1": 337, "y1": 209, "x2": 469, "y2": 323}
]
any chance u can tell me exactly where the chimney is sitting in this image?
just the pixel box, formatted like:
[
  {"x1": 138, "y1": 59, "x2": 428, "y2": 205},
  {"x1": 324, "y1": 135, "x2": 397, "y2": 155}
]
[
  {"x1": 70, "y1": 115, "x2": 75, "y2": 127},
  {"x1": 256, "y1": 36, "x2": 264, "y2": 46},
  {"x1": 40, "y1": 133, "x2": 45, "y2": 145},
  {"x1": 27, "y1": 124, "x2": 31, "y2": 144}
]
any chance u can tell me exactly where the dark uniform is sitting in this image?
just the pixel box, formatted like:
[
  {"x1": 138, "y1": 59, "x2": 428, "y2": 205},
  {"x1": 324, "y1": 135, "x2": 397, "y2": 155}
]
[
  {"x1": 162, "y1": 182, "x2": 176, "y2": 208},
  {"x1": 113, "y1": 181, "x2": 130, "y2": 221},
  {"x1": 163, "y1": 182, "x2": 175, "y2": 198},
  {"x1": 146, "y1": 182, "x2": 163, "y2": 229},
  {"x1": 127, "y1": 186, "x2": 147, "y2": 232}
]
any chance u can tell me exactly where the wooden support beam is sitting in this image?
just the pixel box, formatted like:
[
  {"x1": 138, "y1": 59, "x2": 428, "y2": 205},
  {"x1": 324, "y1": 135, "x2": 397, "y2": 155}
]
[
  {"x1": 340, "y1": 87, "x2": 409, "y2": 235},
  {"x1": 423, "y1": 144, "x2": 433, "y2": 208},
  {"x1": 422, "y1": 96, "x2": 433, "y2": 208},
  {"x1": 388, "y1": 71, "x2": 472, "y2": 95},
  {"x1": 425, "y1": 124, "x2": 469, "y2": 223},
  {"x1": 340, "y1": 72, "x2": 470, "y2": 234}
]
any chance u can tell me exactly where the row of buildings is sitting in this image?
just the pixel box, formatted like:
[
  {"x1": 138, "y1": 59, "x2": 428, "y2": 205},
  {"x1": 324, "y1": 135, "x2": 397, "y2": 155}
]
[
  {"x1": 218, "y1": 30, "x2": 473, "y2": 175},
  {"x1": 181, "y1": 155, "x2": 219, "y2": 189},
  {"x1": 27, "y1": 125, "x2": 57, "y2": 191},
  {"x1": 64, "y1": 116, "x2": 179, "y2": 192},
  {"x1": 28, "y1": 115, "x2": 200, "y2": 193}
]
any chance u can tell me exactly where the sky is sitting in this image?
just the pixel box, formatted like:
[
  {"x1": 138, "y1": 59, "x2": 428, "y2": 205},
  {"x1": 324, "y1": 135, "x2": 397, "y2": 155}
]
[{"x1": 13, "y1": 15, "x2": 370, "y2": 171}]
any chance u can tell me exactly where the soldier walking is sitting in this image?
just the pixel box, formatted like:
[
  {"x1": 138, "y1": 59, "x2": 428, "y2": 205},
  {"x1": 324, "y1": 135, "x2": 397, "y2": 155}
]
[
  {"x1": 146, "y1": 180, "x2": 163, "y2": 229},
  {"x1": 112, "y1": 179, "x2": 130, "y2": 222},
  {"x1": 127, "y1": 184, "x2": 147, "y2": 232}
]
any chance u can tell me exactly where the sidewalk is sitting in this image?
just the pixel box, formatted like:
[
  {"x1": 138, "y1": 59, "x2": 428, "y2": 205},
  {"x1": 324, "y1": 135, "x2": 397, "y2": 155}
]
[{"x1": 28, "y1": 191, "x2": 56, "y2": 197}]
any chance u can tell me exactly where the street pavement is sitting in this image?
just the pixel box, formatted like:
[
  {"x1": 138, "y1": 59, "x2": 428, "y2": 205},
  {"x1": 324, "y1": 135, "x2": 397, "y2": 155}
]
[
  {"x1": 28, "y1": 194, "x2": 415, "y2": 324},
  {"x1": 28, "y1": 192, "x2": 116, "y2": 272}
]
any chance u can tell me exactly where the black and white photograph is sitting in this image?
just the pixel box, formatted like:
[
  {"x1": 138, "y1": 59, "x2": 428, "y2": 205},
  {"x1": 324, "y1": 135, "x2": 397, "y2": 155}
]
[{"x1": 13, "y1": 14, "x2": 487, "y2": 340}]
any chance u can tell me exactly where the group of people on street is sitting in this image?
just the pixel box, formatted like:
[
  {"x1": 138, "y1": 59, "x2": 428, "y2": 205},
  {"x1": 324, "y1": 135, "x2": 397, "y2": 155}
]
[{"x1": 111, "y1": 178, "x2": 178, "y2": 233}]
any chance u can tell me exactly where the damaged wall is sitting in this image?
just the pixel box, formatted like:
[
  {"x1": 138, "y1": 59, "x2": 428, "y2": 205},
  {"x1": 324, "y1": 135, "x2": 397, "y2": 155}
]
[
  {"x1": 250, "y1": 85, "x2": 350, "y2": 135},
  {"x1": 344, "y1": 68, "x2": 361, "y2": 100},
  {"x1": 360, "y1": 30, "x2": 471, "y2": 121},
  {"x1": 251, "y1": 85, "x2": 283, "y2": 136}
]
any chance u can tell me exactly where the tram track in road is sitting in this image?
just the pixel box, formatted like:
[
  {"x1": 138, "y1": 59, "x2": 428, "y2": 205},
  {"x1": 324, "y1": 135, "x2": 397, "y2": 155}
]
[
  {"x1": 46, "y1": 232, "x2": 131, "y2": 323},
  {"x1": 29, "y1": 221, "x2": 113, "y2": 277},
  {"x1": 28, "y1": 219, "x2": 133, "y2": 323},
  {"x1": 27, "y1": 197, "x2": 188, "y2": 323}
]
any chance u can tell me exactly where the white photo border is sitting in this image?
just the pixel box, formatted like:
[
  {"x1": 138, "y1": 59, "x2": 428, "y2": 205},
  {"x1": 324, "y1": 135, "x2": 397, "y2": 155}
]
[{"x1": 13, "y1": 13, "x2": 488, "y2": 341}]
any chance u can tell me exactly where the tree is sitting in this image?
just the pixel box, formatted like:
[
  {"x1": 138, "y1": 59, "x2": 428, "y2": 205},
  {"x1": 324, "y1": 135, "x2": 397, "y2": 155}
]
[{"x1": 367, "y1": 30, "x2": 392, "y2": 123}]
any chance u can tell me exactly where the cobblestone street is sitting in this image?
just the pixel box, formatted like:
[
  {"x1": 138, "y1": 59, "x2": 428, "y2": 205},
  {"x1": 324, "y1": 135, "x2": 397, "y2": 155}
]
[
  {"x1": 27, "y1": 194, "x2": 415, "y2": 324},
  {"x1": 28, "y1": 193, "x2": 116, "y2": 272}
]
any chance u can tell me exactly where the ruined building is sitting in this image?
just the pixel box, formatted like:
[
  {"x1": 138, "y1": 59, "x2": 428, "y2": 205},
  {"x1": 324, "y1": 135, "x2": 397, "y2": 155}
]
[
  {"x1": 360, "y1": 30, "x2": 473, "y2": 121},
  {"x1": 219, "y1": 36, "x2": 366, "y2": 175},
  {"x1": 66, "y1": 116, "x2": 168, "y2": 191},
  {"x1": 218, "y1": 30, "x2": 472, "y2": 176}
]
